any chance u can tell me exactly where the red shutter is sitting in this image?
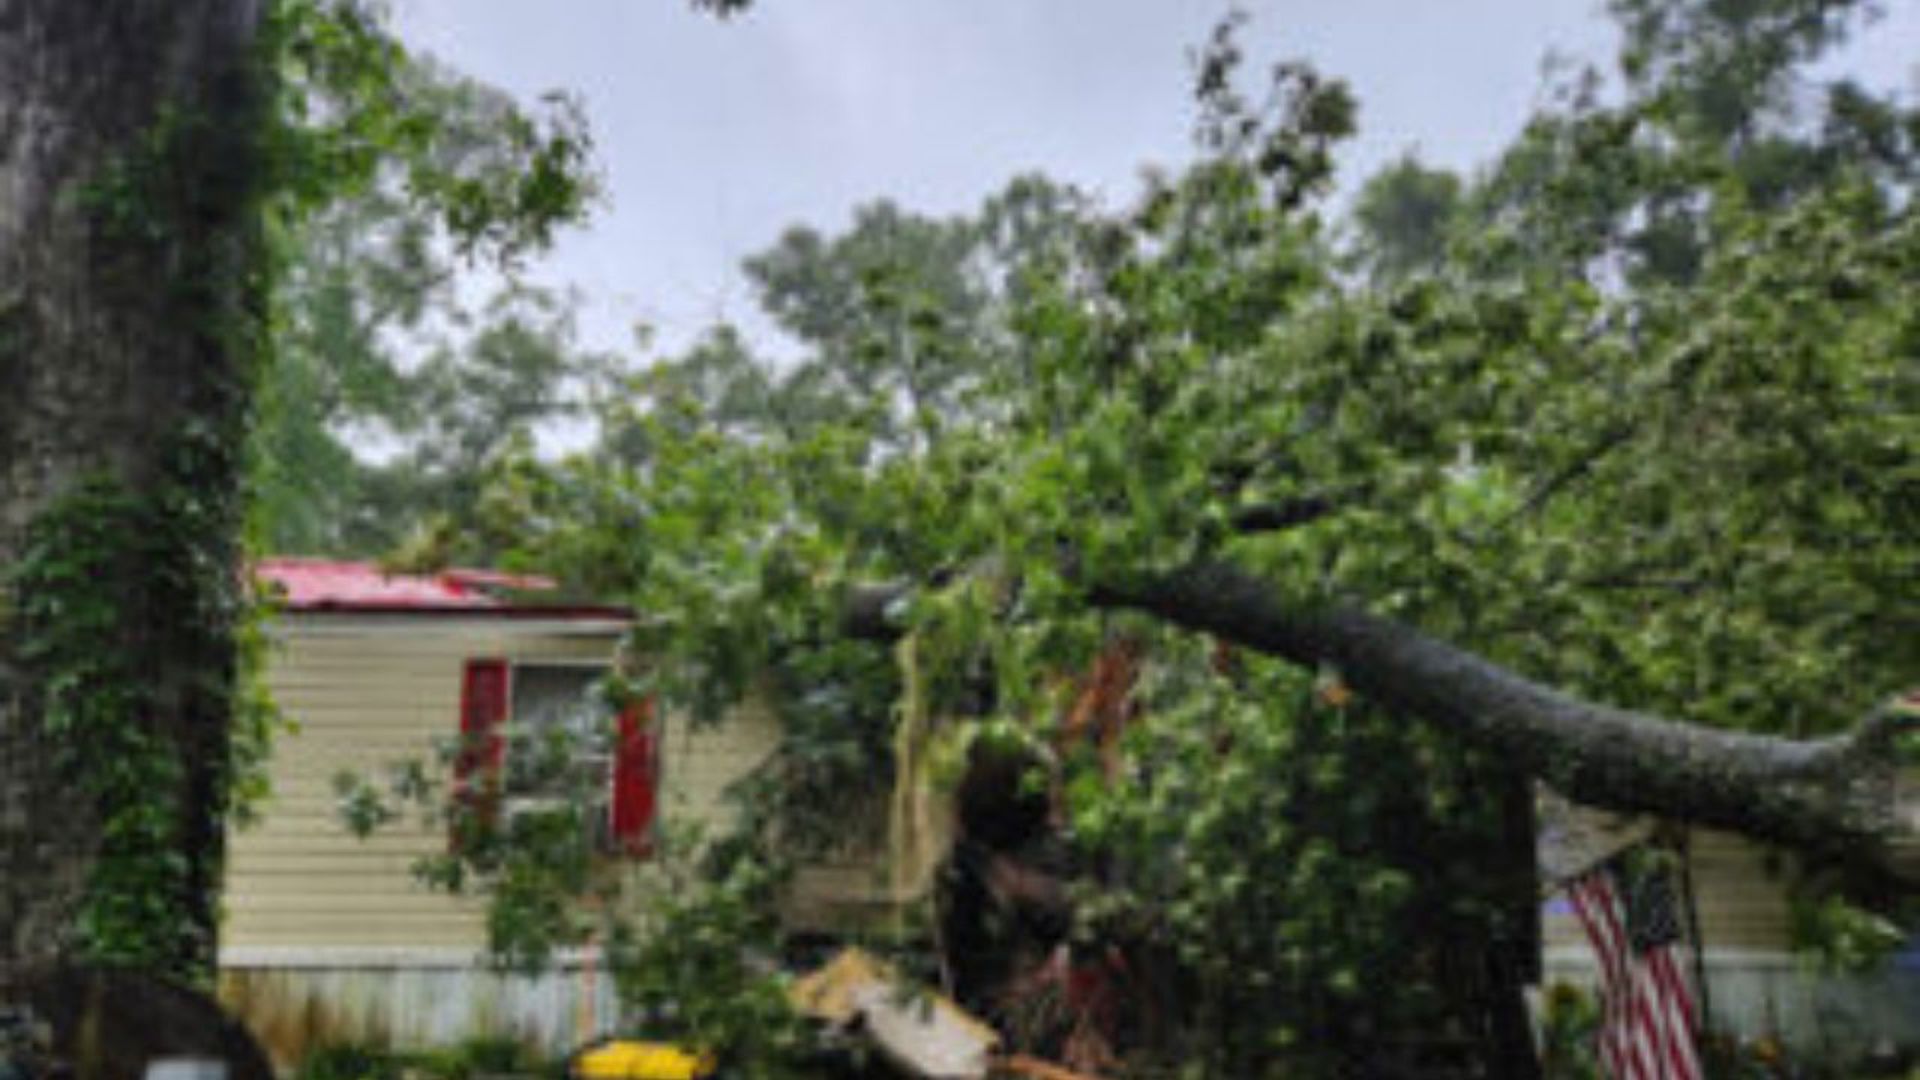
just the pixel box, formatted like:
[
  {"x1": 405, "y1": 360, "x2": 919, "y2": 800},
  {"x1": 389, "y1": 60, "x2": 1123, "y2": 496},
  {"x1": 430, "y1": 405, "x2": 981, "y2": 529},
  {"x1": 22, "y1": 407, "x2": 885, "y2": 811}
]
[
  {"x1": 454, "y1": 658, "x2": 509, "y2": 840},
  {"x1": 610, "y1": 698, "x2": 659, "y2": 856}
]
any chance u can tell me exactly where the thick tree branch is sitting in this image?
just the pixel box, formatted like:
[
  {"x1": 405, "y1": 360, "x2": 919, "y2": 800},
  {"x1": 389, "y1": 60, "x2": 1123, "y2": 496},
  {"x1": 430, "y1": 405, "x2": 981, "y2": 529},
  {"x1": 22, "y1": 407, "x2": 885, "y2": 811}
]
[
  {"x1": 843, "y1": 562, "x2": 1917, "y2": 886},
  {"x1": 1094, "y1": 560, "x2": 1919, "y2": 887}
]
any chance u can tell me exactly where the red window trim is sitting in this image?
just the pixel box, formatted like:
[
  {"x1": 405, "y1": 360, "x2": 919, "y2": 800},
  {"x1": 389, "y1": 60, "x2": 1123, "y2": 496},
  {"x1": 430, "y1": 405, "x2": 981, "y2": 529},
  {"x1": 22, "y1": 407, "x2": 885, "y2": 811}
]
[
  {"x1": 453, "y1": 658, "x2": 657, "y2": 859},
  {"x1": 453, "y1": 658, "x2": 510, "y2": 842},
  {"x1": 610, "y1": 698, "x2": 660, "y2": 856}
]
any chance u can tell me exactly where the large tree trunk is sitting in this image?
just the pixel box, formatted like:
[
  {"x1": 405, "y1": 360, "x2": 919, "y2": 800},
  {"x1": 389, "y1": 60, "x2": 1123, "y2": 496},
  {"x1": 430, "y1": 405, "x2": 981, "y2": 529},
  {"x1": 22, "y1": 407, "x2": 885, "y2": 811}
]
[{"x1": 0, "y1": 0, "x2": 265, "y2": 977}]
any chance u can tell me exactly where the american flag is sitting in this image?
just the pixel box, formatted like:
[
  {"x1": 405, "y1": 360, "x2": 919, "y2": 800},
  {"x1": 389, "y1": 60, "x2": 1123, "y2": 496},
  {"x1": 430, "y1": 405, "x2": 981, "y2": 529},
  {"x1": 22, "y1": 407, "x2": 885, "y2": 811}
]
[{"x1": 1566, "y1": 851, "x2": 1702, "y2": 1080}]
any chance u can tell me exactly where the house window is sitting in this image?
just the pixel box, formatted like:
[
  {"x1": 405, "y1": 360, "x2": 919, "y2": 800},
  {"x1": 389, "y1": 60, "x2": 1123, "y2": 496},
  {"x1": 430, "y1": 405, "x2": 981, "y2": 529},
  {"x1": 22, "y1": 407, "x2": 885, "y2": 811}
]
[
  {"x1": 456, "y1": 658, "x2": 657, "y2": 856},
  {"x1": 504, "y1": 665, "x2": 612, "y2": 800}
]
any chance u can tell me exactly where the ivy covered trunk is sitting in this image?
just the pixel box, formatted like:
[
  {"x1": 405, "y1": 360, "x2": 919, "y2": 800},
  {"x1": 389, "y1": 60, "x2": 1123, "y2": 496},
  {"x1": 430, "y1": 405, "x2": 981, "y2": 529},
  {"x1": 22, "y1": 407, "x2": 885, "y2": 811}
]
[{"x1": 0, "y1": 0, "x2": 266, "y2": 978}]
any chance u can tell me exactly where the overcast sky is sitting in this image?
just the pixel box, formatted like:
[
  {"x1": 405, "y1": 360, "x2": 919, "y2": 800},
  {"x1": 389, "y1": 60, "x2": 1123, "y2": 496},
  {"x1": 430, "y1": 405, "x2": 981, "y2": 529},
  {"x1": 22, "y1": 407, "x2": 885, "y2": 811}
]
[{"x1": 390, "y1": 1, "x2": 1918, "y2": 359}]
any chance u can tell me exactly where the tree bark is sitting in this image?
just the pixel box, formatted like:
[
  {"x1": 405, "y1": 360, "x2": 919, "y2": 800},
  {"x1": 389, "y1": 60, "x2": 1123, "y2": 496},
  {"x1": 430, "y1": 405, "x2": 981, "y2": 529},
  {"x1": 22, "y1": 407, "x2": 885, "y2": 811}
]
[{"x1": 0, "y1": 0, "x2": 264, "y2": 976}]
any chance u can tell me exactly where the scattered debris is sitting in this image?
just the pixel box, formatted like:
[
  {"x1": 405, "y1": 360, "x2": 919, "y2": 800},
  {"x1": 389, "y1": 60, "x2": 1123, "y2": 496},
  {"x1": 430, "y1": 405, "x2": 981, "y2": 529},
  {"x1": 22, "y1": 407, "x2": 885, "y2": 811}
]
[
  {"x1": 790, "y1": 947, "x2": 886, "y2": 1027},
  {"x1": 791, "y1": 949, "x2": 998, "y2": 1079}
]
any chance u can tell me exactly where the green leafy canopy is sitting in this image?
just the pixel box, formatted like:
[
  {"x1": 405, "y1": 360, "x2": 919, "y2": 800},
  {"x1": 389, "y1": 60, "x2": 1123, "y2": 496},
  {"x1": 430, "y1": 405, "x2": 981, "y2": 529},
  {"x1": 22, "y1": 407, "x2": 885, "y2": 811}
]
[{"x1": 332, "y1": 0, "x2": 1916, "y2": 1070}]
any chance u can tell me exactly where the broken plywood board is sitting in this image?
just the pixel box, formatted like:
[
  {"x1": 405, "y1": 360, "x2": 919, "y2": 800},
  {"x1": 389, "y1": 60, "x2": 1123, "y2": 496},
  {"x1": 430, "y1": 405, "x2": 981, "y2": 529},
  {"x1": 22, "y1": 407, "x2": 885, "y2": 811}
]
[{"x1": 790, "y1": 948, "x2": 997, "y2": 1079}]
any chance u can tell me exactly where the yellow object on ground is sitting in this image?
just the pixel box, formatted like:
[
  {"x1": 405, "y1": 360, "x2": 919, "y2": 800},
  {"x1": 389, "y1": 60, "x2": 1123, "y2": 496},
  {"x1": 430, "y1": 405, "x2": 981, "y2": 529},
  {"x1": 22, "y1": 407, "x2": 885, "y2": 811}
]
[{"x1": 572, "y1": 1040, "x2": 716, "y2": 1080}]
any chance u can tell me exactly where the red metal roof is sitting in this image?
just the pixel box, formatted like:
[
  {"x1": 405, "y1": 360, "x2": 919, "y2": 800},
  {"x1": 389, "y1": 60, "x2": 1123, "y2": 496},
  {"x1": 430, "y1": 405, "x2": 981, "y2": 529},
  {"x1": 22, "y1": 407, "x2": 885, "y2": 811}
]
[{"x1": 256, "y1": 557, "x2": 627, "y2": 618}]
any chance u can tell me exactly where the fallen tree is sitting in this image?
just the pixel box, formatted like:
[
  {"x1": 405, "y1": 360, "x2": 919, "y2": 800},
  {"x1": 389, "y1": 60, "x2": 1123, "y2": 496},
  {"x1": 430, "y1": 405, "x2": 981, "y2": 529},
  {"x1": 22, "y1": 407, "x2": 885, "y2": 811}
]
[
  {"x1": 843, "y1": 562, "x2": 1919, "y2": 889},
  {"x1": 422, "y1": 2, "x2": 1918, "y2": 1072}
]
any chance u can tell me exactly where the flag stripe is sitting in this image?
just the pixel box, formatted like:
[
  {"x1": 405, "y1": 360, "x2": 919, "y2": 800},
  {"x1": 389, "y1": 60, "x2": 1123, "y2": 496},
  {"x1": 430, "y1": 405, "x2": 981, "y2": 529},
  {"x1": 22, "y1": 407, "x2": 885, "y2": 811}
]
[
  {"x1": 1650, "y1": 948, "x2": 1695, "y2": 1034},
  {"x1": 1647, "y1": 949, "x2": 1700, "y2": 1079},
  {"x1": 1570, "y1": 876, "x2": 1637, "y2": 1079},
  {"x1": 1605, "y1": 906, "x2": 1658, "y2": 1080},
  {"x1": 1633, "y1": 973, "x2": 1671, "y2": 1080},
  {"x1": 1565, "y1": 857, "x2": 1702, "y2": 1080}
]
